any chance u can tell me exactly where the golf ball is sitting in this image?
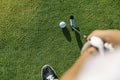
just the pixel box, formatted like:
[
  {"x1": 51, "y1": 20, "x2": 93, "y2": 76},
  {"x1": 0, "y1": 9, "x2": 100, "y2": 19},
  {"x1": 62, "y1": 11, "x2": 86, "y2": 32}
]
[
  {"x1": 59, "y1": 21, "x2": 66, "y2": 28},
  {"x1": 83, "y1": 35, "x2": 87, "y2": 38}
]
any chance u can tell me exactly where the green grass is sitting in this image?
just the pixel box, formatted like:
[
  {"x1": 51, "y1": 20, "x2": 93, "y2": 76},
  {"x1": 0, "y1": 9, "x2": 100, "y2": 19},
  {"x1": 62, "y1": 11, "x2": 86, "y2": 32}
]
[{"x1": 0, "y1": 0, "x2": 120, "y2": 80}]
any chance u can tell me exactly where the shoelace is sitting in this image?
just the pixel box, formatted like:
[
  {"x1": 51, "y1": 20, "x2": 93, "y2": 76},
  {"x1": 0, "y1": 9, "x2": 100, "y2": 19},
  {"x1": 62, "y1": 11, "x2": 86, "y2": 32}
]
[{"x1": 46, "y1": 75, "x2": 58, "y2": 80}]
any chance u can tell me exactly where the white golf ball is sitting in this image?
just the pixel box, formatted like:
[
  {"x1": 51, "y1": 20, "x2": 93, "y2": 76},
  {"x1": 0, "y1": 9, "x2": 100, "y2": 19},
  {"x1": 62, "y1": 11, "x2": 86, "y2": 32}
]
[
  {"x1": 59, "y1": 21, "x2": 66, "y2": 28},
  {"x1": 83, "y1": 35, "x2": 87, "y2": 38}
]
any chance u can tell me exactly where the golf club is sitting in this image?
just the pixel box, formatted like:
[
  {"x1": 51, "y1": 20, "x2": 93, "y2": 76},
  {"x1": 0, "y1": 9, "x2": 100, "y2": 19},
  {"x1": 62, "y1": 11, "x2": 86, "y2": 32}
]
[
  {"x1": 70, "y1": 15, "x2": 81, "y2": 34},
  {"x1": 70, "y1": 15, "x2": 87, "y2": 38}
]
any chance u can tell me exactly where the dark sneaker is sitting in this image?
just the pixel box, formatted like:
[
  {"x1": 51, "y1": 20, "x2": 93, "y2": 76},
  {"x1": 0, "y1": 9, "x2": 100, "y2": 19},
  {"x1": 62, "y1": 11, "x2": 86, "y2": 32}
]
[{"x1": 41, "y1": 65, "x2": 58, "y2": 80}]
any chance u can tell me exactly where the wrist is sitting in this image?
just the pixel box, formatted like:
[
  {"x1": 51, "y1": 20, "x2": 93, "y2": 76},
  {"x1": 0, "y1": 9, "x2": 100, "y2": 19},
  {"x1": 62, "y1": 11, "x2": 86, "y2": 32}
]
[{"x1": 82, "y1": 47, "x2": 97, "y2": 55}]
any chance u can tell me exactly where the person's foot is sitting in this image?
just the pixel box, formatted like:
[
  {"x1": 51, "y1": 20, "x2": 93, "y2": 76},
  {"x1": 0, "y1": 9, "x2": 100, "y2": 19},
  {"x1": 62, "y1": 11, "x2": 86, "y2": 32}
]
[{"x1": 41, "y1": 65, "x2": 58, "y2": 80}]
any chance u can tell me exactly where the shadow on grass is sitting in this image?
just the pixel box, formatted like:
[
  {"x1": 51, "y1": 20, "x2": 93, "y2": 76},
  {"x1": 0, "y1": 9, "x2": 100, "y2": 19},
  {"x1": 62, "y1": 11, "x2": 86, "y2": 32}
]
[
  {"x1": 74, "y1": 27, "x2": 83, "y2": 50},
  {"x1": 62, "y1": 27, "x2": 71, "y2": 42}
]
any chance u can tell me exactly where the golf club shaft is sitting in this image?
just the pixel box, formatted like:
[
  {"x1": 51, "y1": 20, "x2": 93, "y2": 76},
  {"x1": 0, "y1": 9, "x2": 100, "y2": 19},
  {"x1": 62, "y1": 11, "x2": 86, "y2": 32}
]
[{"x1": 72, "y1": 27, "x2": 81, "y2": 34}]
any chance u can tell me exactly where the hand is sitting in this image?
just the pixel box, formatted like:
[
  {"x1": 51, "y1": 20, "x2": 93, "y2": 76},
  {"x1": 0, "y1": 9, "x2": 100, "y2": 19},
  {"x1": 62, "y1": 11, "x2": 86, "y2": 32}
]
[
  {"x1": 82, "y1": 47, "x2": 97, "y2": 55},
  {"x1": 87, "y1": 30, "x2": 120, "y2": 46}
]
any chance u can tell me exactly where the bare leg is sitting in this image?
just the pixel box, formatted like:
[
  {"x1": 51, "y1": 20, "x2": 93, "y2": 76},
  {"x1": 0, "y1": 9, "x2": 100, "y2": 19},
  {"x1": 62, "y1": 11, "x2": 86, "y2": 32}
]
[{"x1": 60, "y1": 47, "x2": 97, "y2": 80}]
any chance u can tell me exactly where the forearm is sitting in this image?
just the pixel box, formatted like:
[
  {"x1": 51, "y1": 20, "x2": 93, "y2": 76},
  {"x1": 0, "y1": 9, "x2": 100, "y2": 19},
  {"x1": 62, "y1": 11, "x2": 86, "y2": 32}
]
[
  {"x1": 60, "y1": 47, "x2": 97, "y2": 80},
  {"x1": 104, "y1": 30, "x2": 120, "y2": 46},
  {"x1": 88, "y1": 30, "x2": 120, "y2": 46}
]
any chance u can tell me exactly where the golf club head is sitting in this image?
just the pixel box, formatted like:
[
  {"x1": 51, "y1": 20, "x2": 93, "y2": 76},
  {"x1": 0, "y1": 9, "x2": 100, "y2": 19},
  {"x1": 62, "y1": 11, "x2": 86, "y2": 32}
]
[{"x1": 70, "y1": 15, "x2": 75, "y2": 31}]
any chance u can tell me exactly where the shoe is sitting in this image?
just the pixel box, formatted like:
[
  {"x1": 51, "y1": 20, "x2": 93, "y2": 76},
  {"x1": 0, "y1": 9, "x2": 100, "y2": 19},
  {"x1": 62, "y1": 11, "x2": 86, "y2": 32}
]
[{"x1": 41, "y1": 65, "x2": 58, "y2": 80}]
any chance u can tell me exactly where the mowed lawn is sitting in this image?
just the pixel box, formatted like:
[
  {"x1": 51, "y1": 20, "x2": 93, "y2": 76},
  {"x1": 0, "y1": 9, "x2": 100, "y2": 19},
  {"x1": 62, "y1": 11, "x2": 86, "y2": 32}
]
[{"x1": 0, "y1": 0, "x2": 120, "y2": 80}]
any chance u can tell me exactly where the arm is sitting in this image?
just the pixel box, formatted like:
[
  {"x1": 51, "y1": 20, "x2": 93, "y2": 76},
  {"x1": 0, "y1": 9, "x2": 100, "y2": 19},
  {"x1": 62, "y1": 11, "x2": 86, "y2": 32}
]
[
  {"x1": 60, "y1": 30, "x2": 120, "y2": 80},
  {"x1": 60, "y1": 47, "x2": 97, "y2": 80},
  {"x1": 87, "y1": 30, "x2": 120, "y2": 46}
]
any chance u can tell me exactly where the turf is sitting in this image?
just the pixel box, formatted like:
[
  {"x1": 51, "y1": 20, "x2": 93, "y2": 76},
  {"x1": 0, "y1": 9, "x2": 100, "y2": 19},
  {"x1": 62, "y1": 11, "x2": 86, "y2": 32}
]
[{"x1": 0, "y1": 0, "x2": 120, "y2": 80}]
